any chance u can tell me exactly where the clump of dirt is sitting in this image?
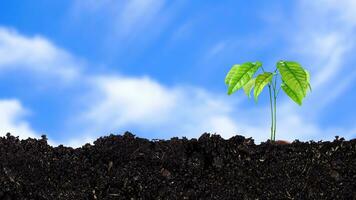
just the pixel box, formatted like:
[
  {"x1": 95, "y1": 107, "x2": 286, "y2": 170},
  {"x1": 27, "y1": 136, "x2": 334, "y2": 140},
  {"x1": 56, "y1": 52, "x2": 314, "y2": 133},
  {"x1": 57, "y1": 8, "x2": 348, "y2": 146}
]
[{"x1": 0, "y1": 132, "x2": 355, "y2": 199}]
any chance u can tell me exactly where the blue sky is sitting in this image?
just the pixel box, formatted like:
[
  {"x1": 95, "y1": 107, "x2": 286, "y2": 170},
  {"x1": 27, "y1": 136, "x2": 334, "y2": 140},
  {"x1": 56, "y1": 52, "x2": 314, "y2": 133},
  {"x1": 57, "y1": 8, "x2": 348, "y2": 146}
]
[{"x1": 0, "y1": 0, "x2": 355, "y2": 147}]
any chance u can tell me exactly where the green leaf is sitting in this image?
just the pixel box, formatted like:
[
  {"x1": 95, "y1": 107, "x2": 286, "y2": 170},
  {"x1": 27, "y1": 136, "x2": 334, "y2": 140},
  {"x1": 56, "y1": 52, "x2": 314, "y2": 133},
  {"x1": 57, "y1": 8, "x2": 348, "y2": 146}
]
[
  {"x1": 225, "y1": 64, "x2": 239, "y2": 85},
  {"x1": 281, "y1": 82, "x2": 303, "y2": 105},
  {"x1": 304, "y1": 69, "x2": 312, "y2": 92},
  {"x1": 254, "y1": 72, "x2": 273, "y2": 101},
  {"x1": 227, "y1": 61, "x2": 262, "y2": 95},
  {"x1": 277, "y1": 61, "x2": 308, "y2": 98},
  {"x1": 243, "y1": 78, "x2": 255, "y2": 98}
]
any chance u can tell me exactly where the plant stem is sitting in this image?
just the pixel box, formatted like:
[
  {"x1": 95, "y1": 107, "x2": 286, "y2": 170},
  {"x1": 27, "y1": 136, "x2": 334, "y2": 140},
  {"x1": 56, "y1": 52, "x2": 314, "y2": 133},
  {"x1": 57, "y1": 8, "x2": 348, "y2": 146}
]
[
  {"x1": 268, "y1": 84, "x2": 274, "y2": 141},
  {"x1": 273, "y1": 90, "x2": 277, "y2": 141},
  {"x1": 273, "y1": 75, "x2": 277, "y2": 141}
]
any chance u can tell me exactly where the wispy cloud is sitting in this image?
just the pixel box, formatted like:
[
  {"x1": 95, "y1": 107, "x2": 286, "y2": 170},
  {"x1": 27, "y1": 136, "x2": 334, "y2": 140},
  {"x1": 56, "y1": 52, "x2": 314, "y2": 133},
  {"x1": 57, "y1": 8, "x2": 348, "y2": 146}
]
[
  {"x1": 287, "y1": 0, "x2": 356, "y2": 113},
  {"x1": 70, "y1": 0, "x2": 168, "y2": 40},
  {"x1": 0, "y1": 28, "x2": 81, "y2": 82},
  {"x1": 303, "y1": 0, "x2": 356, "y2": 27},
  {"x1": 207, "y1": 41, "x2": 228, "y2": 57},
  {"x1": 117, "y1": 0, "x2": 165, "y2": 37}
]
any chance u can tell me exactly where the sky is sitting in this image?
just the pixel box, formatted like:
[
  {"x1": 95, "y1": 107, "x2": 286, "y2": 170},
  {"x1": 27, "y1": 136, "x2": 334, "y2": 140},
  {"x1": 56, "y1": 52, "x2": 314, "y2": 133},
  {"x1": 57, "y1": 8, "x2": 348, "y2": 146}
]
[{"x1": 0, "y1": 0, "x2": 355, "y2": 147}]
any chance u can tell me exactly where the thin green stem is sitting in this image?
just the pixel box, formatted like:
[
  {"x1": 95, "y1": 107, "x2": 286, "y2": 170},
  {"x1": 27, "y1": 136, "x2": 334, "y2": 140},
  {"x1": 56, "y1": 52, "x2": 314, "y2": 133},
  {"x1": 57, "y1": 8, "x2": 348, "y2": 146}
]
[
  {"x1": 268, "y1": 84, "x2": 274, "y2": 141},
  {"x1": 261, "y1": 66, "x2": 266, "y2": 73},
  {"x1": 273, "y1": 91, "x2": 277, "y2": 141},
  {"x1": 276, "y1": 86, "x2": 282, "y2": 98},
  {"x1": 273, "y1": 74, "x2": 278, "y2": 141}
]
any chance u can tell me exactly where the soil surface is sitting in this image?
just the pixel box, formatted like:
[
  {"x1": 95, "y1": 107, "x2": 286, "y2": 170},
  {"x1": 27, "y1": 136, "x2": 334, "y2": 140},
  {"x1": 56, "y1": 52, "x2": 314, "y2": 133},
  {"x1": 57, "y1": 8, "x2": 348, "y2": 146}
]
[{"x1": 0, "y1": 132, "x2": 355, "y2": 200}]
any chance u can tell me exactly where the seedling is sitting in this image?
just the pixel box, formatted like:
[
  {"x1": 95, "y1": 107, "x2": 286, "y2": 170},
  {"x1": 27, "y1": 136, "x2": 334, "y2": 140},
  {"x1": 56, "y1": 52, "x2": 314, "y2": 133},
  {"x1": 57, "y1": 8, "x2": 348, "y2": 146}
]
[{"x1": 225, "y1": 61, "x2": 311, "y2": 141}]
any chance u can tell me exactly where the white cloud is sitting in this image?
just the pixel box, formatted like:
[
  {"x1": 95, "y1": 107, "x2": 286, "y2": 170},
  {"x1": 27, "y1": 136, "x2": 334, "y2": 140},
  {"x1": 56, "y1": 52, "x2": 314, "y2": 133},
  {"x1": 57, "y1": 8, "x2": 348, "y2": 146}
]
[
  {"x1": 0, "y1": 99, "x2": 38, "y2": 139},
  {"x1": 74, "y1": 75, "x2": 243, "y2": 140},
  {"x1": 81, "y1": 75, "x2": 179, "y2": 129},
  {"x1": 0, "y1": 27, "x2": 81, "y2": 82}
]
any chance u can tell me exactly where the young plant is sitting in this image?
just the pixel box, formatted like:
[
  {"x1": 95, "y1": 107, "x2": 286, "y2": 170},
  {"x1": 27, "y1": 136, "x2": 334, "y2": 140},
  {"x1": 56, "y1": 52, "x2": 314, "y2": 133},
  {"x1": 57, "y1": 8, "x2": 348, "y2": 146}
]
[{"x1": 225, "y1": 61, "x2": 311, "y2": 141}]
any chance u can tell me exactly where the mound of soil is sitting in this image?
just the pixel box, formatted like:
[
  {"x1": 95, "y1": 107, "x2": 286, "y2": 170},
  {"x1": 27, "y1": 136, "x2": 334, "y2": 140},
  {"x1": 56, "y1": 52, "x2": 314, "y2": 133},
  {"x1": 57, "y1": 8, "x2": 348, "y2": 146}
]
[{"x1": 0, "y1": 132, "x2": 355, "y2": 199}]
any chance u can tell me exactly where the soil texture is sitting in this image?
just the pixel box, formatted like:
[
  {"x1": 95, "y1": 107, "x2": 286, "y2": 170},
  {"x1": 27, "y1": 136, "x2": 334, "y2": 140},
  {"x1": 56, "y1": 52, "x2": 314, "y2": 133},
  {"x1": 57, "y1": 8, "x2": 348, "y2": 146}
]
[{"x1": 0, "y1": 132, "x2": 355, "y2": 199}]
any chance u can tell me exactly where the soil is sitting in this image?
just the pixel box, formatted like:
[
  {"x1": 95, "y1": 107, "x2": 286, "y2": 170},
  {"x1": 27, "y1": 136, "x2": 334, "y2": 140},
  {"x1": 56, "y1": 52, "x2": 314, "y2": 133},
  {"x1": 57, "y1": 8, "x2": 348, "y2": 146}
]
[{"x1": 0, "y1": 132, "x2": 355, "y2": 200}]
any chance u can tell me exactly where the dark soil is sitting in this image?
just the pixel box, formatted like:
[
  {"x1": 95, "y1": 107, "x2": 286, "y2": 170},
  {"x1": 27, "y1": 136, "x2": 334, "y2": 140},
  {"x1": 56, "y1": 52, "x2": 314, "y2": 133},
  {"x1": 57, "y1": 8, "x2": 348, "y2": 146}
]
[{"x1": 0, "y1": 132, "x2": 355, "y2": 200}]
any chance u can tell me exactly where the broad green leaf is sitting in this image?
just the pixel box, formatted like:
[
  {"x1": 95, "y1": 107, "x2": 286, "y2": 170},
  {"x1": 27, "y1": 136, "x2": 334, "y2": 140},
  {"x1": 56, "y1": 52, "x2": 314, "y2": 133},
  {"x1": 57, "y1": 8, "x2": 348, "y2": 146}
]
[
  {"x1": 254, "y1": 72, "x2": 273, "y2": 101},
  {"x1": 225, "y1": 65, "x2": 239, "y2": 85},
  {"x1": 277, "y1": 61, "x2": 308, "y2": 97},
  {"x1": 227, "y1": 61, "x2": 262, "y2": 95},
  {"x1": 281, "y1": 82, "x2": 303, "y2": 105},
  {"x1": 304, "y1": 69, "x2": 312, "y2": 92},
  {"x1": 243, "y1": 78, "x2": 255, "y2": 98}
]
